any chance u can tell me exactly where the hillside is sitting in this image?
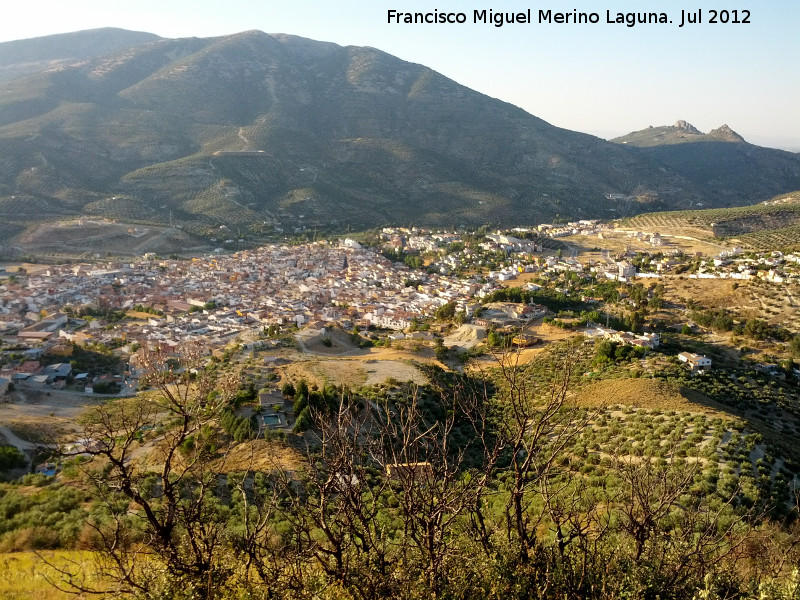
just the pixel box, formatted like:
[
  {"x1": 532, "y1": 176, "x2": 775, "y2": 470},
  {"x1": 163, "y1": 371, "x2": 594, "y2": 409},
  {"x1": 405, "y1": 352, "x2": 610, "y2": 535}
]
[
  {"x1": 612, "y1": 121, "x2": 800, "y2": 207},
  {"x1": 0, "y1": 30, "x2": 799, "y2": 255},
  {"x1": 0, "y1": 28, "x2": 161, "y2": 83},
  {"x1": 621, "y1": 191, "x2": 800, "y2": 249}
]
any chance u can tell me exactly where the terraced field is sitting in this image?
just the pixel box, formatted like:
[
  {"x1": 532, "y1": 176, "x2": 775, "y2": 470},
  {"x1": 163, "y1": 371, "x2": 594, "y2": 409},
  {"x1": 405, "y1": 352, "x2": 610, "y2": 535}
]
[
  {"x1": 735, "y1": 224, "x2": 800, "y2": 251},
  {"x1": 15, "y1": 219, "x2": 206, "y2": 257},
  {"x1": 621, "y1": 193, "x2": 800, "y2": 247},
  {"x1": 621, "y1": 192, "x2": 800, "y2": 233},
  {"x1": 82, "y1": 196, "x2": 158, "y2": 222}
]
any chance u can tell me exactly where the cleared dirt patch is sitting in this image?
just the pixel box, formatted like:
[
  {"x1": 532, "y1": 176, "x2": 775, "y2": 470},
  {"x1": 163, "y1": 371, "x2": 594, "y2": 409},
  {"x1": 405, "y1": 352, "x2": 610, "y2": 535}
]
[
  {"x1": 468, "y1": 347, "x2": 549, "y2": 372},
  {"x1": 525, "y1": 320, "x2": 581, "y2": 344},
  {"x1": 444, "y1": 324, "x2": 485, "y2": 349},
  {"x1": 296, "y1": 327, "x2": 362, "y2": 356},
  {"x1": 280, "y1": 356, "x2": 428, "y2": 389},
  {"x1": 0, "y1": 389, "x2": 107, "y2": 447}
]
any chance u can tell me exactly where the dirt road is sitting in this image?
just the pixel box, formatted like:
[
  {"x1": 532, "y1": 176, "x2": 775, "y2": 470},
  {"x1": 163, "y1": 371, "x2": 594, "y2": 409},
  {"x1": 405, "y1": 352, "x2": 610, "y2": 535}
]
[
  {"x1": 0, "y1": 424, "x2": 36, "y2": 450},
  {"x1": 0, "y1": 388, "x2": 105, "y2": 448}
]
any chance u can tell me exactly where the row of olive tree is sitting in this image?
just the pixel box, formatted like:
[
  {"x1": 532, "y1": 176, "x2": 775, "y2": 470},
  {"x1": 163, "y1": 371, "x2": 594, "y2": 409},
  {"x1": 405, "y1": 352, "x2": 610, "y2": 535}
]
[{"x1": 44, "y1": 340, "x2": 800, "y2": 600}]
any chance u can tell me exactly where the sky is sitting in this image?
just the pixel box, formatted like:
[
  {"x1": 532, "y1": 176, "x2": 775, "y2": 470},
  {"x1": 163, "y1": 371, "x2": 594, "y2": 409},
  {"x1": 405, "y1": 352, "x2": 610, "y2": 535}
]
[{"x1": 1, "y1": 0, "x2": 798, "y2": 150}]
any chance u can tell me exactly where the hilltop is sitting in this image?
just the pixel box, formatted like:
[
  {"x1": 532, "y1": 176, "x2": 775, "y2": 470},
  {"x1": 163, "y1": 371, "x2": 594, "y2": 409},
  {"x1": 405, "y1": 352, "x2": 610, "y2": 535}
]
[
  {"x1": 0, "y1": 27, "x2": 160, "y2": 82},
  {"x1": 611, "y1": 119, "x2": 747, "y2": 146},
  {"x1": 610, "y1": 121, "x2": 800, "y2": 209}
]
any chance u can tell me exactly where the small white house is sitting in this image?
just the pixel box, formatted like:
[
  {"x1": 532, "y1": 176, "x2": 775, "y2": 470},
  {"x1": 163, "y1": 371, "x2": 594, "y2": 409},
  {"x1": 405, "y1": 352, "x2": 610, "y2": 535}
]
[{"x1": 678, "y1": 352, "x2": 712, "y2": 372}]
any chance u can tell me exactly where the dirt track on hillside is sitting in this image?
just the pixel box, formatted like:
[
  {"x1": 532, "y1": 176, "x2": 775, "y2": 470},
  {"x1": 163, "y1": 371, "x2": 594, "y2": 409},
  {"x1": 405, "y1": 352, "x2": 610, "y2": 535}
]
[{"x1": 0, "y1": 389, "x2": 104, "y2": 447}]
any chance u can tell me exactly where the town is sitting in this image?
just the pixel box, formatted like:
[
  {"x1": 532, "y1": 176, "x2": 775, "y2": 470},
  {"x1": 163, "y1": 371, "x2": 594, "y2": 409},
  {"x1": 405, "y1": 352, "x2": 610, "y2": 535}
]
[{"x1": 1, "y1": 217, "x2": 800, "y2": 399}]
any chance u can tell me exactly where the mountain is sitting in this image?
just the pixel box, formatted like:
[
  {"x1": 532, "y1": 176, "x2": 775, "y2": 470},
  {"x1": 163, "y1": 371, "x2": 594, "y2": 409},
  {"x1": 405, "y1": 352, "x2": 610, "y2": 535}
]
[
  {"x1": 0, "y1": 28, "x2": 161, "y2": 83},
  {"x1": 0, "y1": 30, "x2": 799, "y2": 255},
  {"x1": 611, "y1": 121, "x2": 800, "y2": 207},
  {"x1": 611, "y1": 120, "x2": 748, "y2": 146}
]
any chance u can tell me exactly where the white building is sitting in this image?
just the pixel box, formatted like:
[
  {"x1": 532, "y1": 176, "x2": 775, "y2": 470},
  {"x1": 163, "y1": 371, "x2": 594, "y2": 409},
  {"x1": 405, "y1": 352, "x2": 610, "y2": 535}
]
[{"x1": 678, "y1": 352, "x2": 712, "y2": 371}]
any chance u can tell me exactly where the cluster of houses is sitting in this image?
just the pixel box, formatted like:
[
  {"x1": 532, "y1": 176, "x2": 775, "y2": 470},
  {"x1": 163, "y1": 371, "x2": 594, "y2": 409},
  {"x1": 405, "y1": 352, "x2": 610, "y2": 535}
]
[
  {"x1": 380, "y1": 224, "x2": 773, "y2": 286},
  {"x1": 677, "y1": 351, "x2": 713, "y2": 372},
  {"x1": 4, "y1": 361, "x2": 73, "y2": 390},
  {"x1": 0, "y1": 357, "x2": 128, "y2": 394},
  {"x1": 583, "y1": 325, "x2": 662, "y2": 349},
  {"x1": 695, "y1": 250, "x2": 800, "y2": 284},
  {"x1": 614, "y1": 226, "x2": 800, "y2": 284},
  {"x1": 619, "y1": 229, "x2": 666, "y2": 247},
  {"x1": 536, "y1": 220, "x2": 604, "y2": 238},
  {"x1": 1, "y1": 221, "x2": 797, "y2": 391},
  {"x1": 0, "y1": 241, "x2": 505, "y2": 356}
]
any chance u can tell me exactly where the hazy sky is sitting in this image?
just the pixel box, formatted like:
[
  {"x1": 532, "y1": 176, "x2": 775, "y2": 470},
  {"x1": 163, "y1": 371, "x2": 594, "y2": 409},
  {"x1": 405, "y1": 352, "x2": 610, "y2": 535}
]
[{"x1": 2, "y1": 0, "x2": 798, "y2": 149}]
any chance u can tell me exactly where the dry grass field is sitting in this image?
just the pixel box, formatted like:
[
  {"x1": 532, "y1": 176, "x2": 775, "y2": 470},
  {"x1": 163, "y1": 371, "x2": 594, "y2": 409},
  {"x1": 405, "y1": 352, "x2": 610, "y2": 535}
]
[
  {"x1": 278, "y1": 353, "x2": 429, "y2": 389},
  {"x1": 0, "y1": 551, "x2": 100, "y2": 600},
  {"x1": 660, "y1": 277, "x2": 752, "y2": 310},
  {"x1": 211, "y1": 439, "x2": 305, "y2": 472},
  {"x1": 571, "y1": 377, "x2": 735, "y2": 419},
  {"x1": 656, "y1": 276, "x2": 800, "y2": 359}
]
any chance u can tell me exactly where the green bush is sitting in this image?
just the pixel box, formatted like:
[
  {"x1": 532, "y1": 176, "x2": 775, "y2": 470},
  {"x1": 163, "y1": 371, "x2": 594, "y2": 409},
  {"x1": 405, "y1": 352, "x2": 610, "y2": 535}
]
[{"x1": 0, "y1": 445, "x2": 26, "y2": 472}]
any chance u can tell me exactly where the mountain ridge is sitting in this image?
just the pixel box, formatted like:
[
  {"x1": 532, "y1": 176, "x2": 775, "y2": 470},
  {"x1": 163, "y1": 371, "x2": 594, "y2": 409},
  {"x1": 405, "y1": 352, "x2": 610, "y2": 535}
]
[
  {"x1": 611, "y1": 120, "x2": 748, "y2": 146},
  {"x1": 610, "y1": 120, "x2": 799, "y2": 208},
  {"x1": 0, "y1": 29, "x2": 798, "y2": 253},
  {"x1": 0, "y1": 28, "x2": 162, "y2": 83}
]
